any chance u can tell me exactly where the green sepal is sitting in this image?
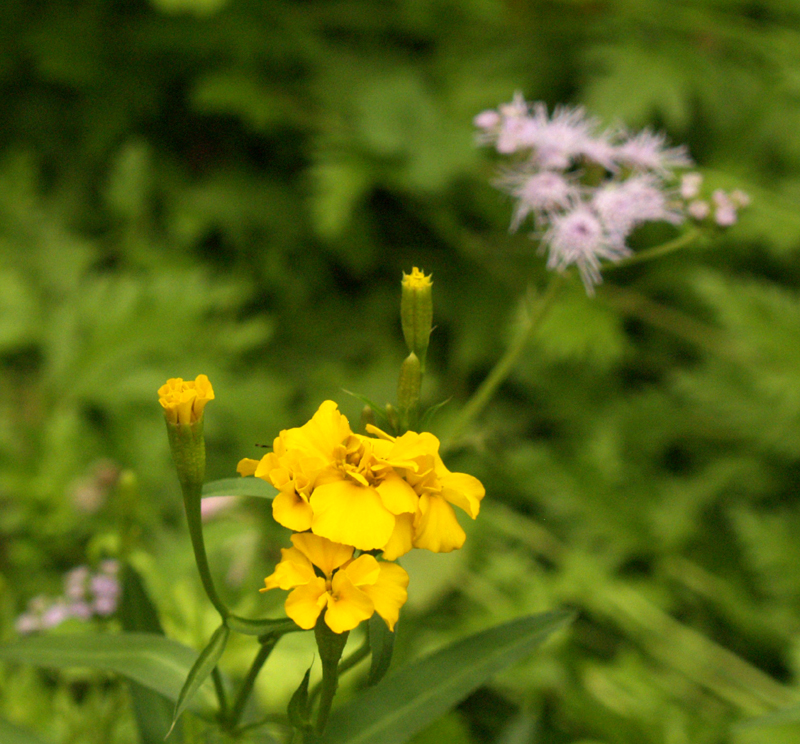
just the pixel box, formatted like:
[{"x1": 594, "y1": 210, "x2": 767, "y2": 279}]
[
  {"x1": 202, "y1": 477, "x2": 277, "y2": 500},
  {"x1": 366, "y1": 614, "x2": 395, "y2": 687},
  {"x1": 165, "y1": 420, "x2": 206, "y2": 492},
  {"x1": 169, "y1": 622, "x2": 230, "y2": 735},
  {"x1": 288, "y1": 664, "x2": 313, "y2": 730},
  {"x1": 226, "y1": 615, "x2": 300, "y2": 637}
]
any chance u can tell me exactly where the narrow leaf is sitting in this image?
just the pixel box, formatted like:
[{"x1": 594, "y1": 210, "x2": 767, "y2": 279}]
[
  {"x1": 227, "y1": 615, "x2": 300, "y2": 637},
  {"x1": 202, "y1": 477, "x2": 277, "y2": 499},
  {"x1": 0, "y1": 719, "x2": 50, "y2": 744},
  {"x1": 341, "y1": 390, "x2": 390, "y2": 427},
  {"x1": 735, "y1": 703, "x2": 800, "y2": 730},
  {"x1": 0, "y1": 633, "x2": 216, "y2": 715},
  {"x1": 287, "y1": 664, "x2": 313, "y2": 729},
  {"x1": 119, "y1": 564, "x2": 180, "y2": 743},
  {"x1": 366, "y1": 615, "x2": 394, "y2": 686},
  {"x1": 320, "y1": 610, "x2": 574, "y2": 744},
  {"x1": 419, "y1": 397, "x2": 452, "y2": 431},
  {"x1": 170, "y1": 623, "x2": 230, "y2": 732}
]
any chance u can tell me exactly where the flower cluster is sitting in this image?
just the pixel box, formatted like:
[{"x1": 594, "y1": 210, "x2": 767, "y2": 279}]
[
  {"x1": 475, "y1": 93, "x2": 748, "y2": 292},
  {"x1": 16, "y1": 561, "x2": 121, "y2": 635},
  {"x1": 240, "y1": 400, "x2": 485, "y2": 632}
]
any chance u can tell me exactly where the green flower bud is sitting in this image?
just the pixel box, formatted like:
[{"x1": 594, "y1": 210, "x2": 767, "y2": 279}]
[
  {"x1": 401, "y1": 267, "x2": 433, "y2": 372},
  {"x1": 397, "y1": 352, "x2": 421, "y2": 432}
]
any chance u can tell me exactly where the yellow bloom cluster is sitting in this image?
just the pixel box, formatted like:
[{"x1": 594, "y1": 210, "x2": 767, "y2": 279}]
[
  {"x1": 261, "y1": 533, "x2": 408, "y2": 633},
  {"x1": 238, "y1": 400, "x2": 485, "y2": 558},
  {"x1": 158, "y1": 375, "x2": 215, "y2": 424},
  {"x1": 241, "y1": 400, "x2": 485, "y2": 632}
]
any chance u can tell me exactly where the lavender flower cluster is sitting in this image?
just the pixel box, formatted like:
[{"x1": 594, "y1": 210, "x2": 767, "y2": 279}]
[
  {"x1": 15, "y1": 560, "x2": 121, "y2": 635},
  {"x1": 475, "y1": 93, "x2": 748, "y2": 292}
]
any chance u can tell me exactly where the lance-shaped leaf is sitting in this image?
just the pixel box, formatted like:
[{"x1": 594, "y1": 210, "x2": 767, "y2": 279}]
[
  {"x1": 366, "y1": 615, "x2": 394, "y2": 686},
  {"x1": 0, "y1": 718, "x2": 50, "y2": 744},
  {"x1": 0, "y1": 633, "x2": 216, "y2": 715},
  {"x1": 320, "y1": 610, "x2": 574, "y2": 744},
  {"x1": 202, "y1": 477, "x2": 277, "y2": 499},
  {"x1": 119, "y1": 563, "x2": 182, "y2": 743},
  {"x1": 227, "y1": 615, "x2": 300, "y2": 637},
  {"x1": 288, "y1": 664, "x2": 313, "y2": 730},
  {"x1": 170, "y1": 622, "x2": 230, "y2": 733}
]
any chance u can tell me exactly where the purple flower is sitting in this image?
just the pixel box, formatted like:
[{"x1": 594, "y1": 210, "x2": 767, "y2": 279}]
[
  {"x1": 614, "y1": 129, "x2": 692, "y2": 174},
  {"x1": 592, "y1": 174, "x2": 683, "y2": 244},
  {"x1": 64, "y1": 566, "x2": 90, "y2": 600},
  {"x1": 41, "y1": 601, "x2": 71, "y2": 629},
  {"x1": 15, "y1": 613, "x2": 41, "y2": 635},
  {"x1": 543, "y1": 207, "x2": 631, "y2": 293},
  {"x1": 688, "y1": 200, "x2": 710, "y2": 220},
  {"x1": 68, "y1": 601, "x2": 94, "y2": 621},
  {"x1": 504, "y1": 170, "x2": 580, "y2": 230}
]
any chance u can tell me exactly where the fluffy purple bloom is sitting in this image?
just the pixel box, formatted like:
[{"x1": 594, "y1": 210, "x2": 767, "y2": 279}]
[
  {"x1": 613, "y1": 129, "x2": 692, "y2": 174},
  {"x1": 505, "y1": 170, "x2": 580, "y2": 230},
  {"x1": 64, "y1": 565, "x2": 90, "y2": 600},
  {"x1": 592, "y1": 174, "x2": 683, "y2": 243},
  {"x1": 543, "y1": 207, "x2": 631, "y2": 293},
  {"x1": 15, "y1": 613, "x2": 41, "y2": 635}
]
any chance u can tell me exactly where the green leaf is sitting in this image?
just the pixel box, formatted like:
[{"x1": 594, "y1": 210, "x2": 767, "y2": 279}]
[
  {"x1": 320, "y1": 610, "x2": 575, "y2": 744},
  {"x1": 287, "y1": 664, "x2": 313, "y2": 730},
  {"x1": 419, "y1": 397, "x2": 452, "y2": 432},
  {"x1": 170, "y1": 623, "x2": 230, "y2": 732},
  {"x1": 366, "y1": 615, "x2": 394, "y2": 686},
  {"x1": 0, "y1": 719, "x2": 50, "y2": 744},
  {"x1": 119, "y1": 564, "x2": 181, "y2": 743},
  {"x1": 341, "y1": 390, "x2": 390, "y2": 428},
  {"x1": 202, "y1": 477, "x2": 277, "y2": 499},
  {"x1": 735, "y1": 704, "x2": 800, "y2": 730},
  {"x1": 226, "y1": 615, "x2": 300, "y2": 637},
  {"x1": 0, "y1": 633, "x2": 216, "y2": 715}
]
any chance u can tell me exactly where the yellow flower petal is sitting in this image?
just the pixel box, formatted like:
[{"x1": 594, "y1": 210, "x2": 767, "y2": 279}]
[
  {"x1": 380, "y1": 512, "x2": 415, "y2": 561},
  {"x1": 343, "y1": 554, "x2": 381, "y2": 588},
  {"x1": 158, "y1": 375, "x2": 214, "y2": 424},
  {"x1": 439, "y1": 471, "x2": 485, "y2": 519},
  {"x1": 291, "y1": 533, "x2": 354, "y2": 578},
  {"x1": 413, "y1": 493, "x2": 466, "y2": 553},
  {"x1": 311, "y1": 480, "x2": 395, "y2": 551},
  {"x1": 361, "y1": 562, "x2": 409, "y2": 632},
  {"x1": 272, "y1": 490, "x2": 314, "y2": 532},
  {"x1": 375, "y1": 470, "x2": 418, "y2": 515},
  {"x1": 261, "y1": 547, "x2": 315, "y2": 591},
  {"x1": 285, "y1": 577, "x2": 329, "y2": 629},
  {"x1": 283, "y1": 400, "x2": 352, "y2": 462},
  {"x1": 237, "y1": 458, "x2": 260, "y2": 477},
  {"x1": 325, "y1": 571, "x2": 375, "y2": 633}
]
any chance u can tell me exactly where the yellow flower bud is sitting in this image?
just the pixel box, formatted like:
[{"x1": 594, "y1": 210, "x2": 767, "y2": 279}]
[
  {"x1": 400, "y1": 267, "x2": 433, "y2": 371},
  {"x1": 158, "y1": 375, "x2": 215, "y2": 424}
]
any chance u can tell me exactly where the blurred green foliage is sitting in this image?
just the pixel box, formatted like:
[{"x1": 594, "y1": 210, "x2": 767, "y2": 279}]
[{"x1": 3, "y1": 0, "x2": 800, "y2": 742}]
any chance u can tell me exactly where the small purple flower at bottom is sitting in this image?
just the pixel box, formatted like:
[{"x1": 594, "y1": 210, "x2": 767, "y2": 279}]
[{"x1": 543, "y1": 207, "x2": 631, "y2": 294}]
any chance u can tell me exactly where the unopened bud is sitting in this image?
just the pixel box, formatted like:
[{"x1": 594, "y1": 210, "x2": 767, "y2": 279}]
[
  {"x1": 397, "y1": 352, "x2": 421, "y2": 432},
  {"x1": 360, "y1": 405, "x2": 376, "y2": 433},
  {"x1": 400, "y1": 268, "x2": 433, "y2": 372}
]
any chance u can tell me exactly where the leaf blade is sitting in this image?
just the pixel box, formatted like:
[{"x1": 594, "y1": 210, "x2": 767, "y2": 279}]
[{"x1": 320, "y1": 610, "x2": 574, "y2": 744}]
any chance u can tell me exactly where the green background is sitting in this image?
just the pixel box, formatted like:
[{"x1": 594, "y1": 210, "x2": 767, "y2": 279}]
[{"x1": 3, "y1": 0, "x2": 800, "y2": 742}]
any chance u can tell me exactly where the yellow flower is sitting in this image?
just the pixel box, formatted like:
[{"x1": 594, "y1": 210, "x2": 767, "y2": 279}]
[
  {"x1": 238, "y1": 401, "x2": 485, "y2": 557},
  {"x1": 261, "y1": 533, "x2": 409, "y2": 634},
  {"x1": 158, "y1": 375, "x2": 215, "y2": 424}
]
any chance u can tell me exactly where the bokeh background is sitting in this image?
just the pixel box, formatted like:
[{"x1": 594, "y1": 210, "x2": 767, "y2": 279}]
[{"x1": 3, "y1": 0, "x2": 800, "y2": 742}]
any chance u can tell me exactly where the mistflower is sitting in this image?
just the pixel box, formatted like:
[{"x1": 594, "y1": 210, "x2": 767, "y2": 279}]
[
  {"x1": 159, "y1": 374, "x2": 215, "y2": 425},
  {"x1": 238, "y1": 400, "x2": 485, "y2": 557},
  {"x1": 543, "y1": 207, "x2": 630, "y2": 294},
  {"x1": 504, "y1": 170, "x2": 579, "y2": 231},
  {"x1": 613, "y1": 129, "x2": 692, "y2": 175},
  {"x1": 261, "y1": 533, "x2": 409, "y2": 633}
]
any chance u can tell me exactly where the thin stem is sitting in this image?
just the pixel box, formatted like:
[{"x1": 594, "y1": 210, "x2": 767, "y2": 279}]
[
  {"x1": 337, "y1": 637, "x2": 371, "y2": 676},
  {"x1": 445, "y1": 273, "x2": 565, "y2": 446},
  {"x1": 212, "y1": 666, "x2": 228, "y2": 722},
  {"x1": 604, "y1": 227, "x2": 702, "y2": 272},
  {"x1": 182, "y1": 484, "x2": 230, "y2": 618},
  {"x1": 226, "y1": 636, "x2": 279, "y2": 729}
]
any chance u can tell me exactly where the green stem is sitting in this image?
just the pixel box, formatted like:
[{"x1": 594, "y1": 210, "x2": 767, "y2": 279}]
[
  {"x1": 308, "y1": 634, "x2": 371, "y2": 710},
  {"x1": 314, "y1": 620, "x2": 349, "y2": 735},
  {"x1": 212, "y1": 666, "x2": 228, "y2": 722},
  {"x1": 604, "y1": 227, "x2": 702, "y2": 271},
  {"x1": 445, "y1": 273, "x2": 565, "y2": 446},
  {"x1": 226, "y1": 635, "x2": 279, "y2": 729},
  {"x1": 182, "y1": 482, "x2": 230, "y2": 619}
]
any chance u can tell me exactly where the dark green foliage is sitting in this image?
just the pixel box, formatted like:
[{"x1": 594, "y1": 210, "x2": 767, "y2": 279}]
[{"x1": 2, "y1": 1, "x2": 800, "y2": 743}]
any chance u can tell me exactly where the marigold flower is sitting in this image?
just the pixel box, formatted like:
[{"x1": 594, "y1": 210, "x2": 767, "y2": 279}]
[
  {"x1": 261, "y1": 533, "x2": 409, "y2": 633},
  {"x1": 158, "y1": 375, "x2": 215, "y2": 424},
  {"x1": 238, "y1": 401, "x2": 485, "y2": 557}
]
